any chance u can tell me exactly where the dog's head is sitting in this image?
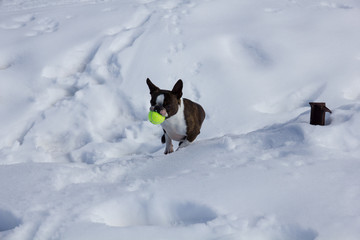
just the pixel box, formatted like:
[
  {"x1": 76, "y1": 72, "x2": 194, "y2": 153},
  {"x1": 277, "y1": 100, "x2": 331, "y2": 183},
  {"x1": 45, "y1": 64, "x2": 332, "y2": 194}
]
[{"x1": 146, "y1": 78, "x2": 183, "y2": 118}]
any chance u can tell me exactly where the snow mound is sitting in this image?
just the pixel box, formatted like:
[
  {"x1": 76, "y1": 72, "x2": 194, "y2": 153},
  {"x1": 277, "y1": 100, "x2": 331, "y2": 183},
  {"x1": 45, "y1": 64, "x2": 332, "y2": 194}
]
[{"x1": 86, "y1": 196, "x2": 217, "y2": 227}]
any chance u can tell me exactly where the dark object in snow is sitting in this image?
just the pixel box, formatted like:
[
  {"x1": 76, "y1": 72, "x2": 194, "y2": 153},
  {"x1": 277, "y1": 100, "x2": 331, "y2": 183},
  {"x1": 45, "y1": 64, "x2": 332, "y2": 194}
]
[{"x1": 309, "y1": 102, "x2": 332, "y2": 125}]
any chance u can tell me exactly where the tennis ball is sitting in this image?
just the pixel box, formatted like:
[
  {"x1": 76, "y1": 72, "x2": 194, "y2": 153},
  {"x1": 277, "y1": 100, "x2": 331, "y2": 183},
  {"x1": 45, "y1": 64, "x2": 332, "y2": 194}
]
[{"x1": 148, "y1": 111, "x2": 165, "y2": 124}]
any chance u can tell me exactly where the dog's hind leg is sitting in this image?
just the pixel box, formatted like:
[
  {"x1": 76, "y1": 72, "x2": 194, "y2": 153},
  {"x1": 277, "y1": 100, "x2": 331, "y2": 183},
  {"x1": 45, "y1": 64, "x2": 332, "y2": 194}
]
[{"x1": 177, "y1": 137, "x2": 191, "y2": 151}]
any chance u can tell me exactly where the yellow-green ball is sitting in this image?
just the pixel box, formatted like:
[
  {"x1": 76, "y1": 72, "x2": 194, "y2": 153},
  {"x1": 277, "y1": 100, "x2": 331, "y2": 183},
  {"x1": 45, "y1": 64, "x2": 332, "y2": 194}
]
[{"x1": 148, "y1": 111, "x2": 165, "y2": 125}]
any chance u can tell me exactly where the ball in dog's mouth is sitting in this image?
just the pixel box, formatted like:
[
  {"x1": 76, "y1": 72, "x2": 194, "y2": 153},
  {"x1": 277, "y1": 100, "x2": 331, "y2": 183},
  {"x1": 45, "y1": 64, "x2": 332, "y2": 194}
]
[{"x1": 148, "y1": 111, "x2": 165, "y2": 124}]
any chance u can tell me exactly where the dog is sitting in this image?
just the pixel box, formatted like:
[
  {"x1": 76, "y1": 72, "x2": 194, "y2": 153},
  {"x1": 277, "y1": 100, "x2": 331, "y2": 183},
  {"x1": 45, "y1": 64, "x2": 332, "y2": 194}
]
[{"x1": 147, "y1": 78, "x2": 205, "y2": 154}]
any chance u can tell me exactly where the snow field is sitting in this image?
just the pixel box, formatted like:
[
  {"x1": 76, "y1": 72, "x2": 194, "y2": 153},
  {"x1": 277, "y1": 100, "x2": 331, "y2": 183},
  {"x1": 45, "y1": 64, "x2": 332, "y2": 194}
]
[{"x1": 0, "y1": 0, "x2": 360, "y2": 239}]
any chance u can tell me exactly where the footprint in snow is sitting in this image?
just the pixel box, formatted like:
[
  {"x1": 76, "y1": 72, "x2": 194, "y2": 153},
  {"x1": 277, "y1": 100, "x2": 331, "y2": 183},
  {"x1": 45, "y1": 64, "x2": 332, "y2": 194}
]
[
  {"x1": 264, "y1": 8, "x2": 283, "y2": 13},
  {"x1": 211, "y1": 215, "x2": 318, "y2": 240},
  {"x1": 25, "y1": 17, "x2": 59, "y2": 37},
  {"x1": 0, "y1": 54, "x2": 15, "y2": 70},
  {"x1": 0, "y1": 21, "x2": 25, "y2": 30},
  {"x1": 0, "y1": 14, "x2": 35, "y2": 30},
  {"x1": 191, "y1": 61, "x2": 202, "y2": 75},
  {"x1": 13, "y1": 14, "x2": 36, "y2": 23},
  {"x1": 168, "y1": 42, "x2": 185, "y2": 54},
  {"x1": 0, "y1": 208, "x2": 22, "y2": 232},
  {"x1": 319, "y1": 2, "x2": 353, "y2": 10}
]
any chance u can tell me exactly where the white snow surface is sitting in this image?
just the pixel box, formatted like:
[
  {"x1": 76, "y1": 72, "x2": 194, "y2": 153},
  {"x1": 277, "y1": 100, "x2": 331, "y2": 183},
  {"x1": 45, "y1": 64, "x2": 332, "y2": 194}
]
[{"x1": 1, "y1": 0, "x2": 360, "y2": 239}]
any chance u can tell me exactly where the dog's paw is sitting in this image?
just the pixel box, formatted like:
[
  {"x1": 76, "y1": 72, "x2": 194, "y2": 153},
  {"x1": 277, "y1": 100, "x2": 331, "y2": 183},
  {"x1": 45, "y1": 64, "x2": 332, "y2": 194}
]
[
  {"x1": 164, "y1": 145, "x2": 174, "y2": 154},
  {"x1": 178, "y1": 139, "x2": 190, "y2": 149}
]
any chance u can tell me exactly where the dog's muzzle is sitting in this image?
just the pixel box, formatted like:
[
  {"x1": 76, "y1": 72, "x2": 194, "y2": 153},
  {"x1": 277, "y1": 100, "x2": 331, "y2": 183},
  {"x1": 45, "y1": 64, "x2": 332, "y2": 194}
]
[
  {"x1": 150, "y1": 105, "x2": 167, "y2": 117},
  {"x1": 154, "y1": 105, "x2": 163, "y2": 114}
]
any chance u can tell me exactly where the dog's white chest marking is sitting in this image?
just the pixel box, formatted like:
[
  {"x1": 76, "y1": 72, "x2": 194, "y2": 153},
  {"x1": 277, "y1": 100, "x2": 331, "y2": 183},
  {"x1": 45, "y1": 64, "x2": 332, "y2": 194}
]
[{"x1": 161, "y1": 99, "x2": 187, "y2": 141}]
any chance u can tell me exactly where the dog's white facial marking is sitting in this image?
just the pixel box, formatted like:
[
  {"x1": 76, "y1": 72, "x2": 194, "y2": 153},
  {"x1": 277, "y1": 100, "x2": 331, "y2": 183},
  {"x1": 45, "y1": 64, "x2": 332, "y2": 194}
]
[{"x1": 156, "y1": 94, "x2": 164, "y2": 106}]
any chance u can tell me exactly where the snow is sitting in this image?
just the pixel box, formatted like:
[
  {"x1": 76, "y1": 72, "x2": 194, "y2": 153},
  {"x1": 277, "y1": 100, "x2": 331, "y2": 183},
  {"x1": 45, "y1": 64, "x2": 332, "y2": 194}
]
[{"x1": 0, "y1": 0, "x2": 360, "y2": 239}]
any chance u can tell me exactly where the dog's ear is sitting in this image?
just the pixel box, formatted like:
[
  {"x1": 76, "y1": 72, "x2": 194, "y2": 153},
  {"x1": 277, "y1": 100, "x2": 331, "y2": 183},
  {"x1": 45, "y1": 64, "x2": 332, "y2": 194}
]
[
  {"x1": 171, "y1": 79, "x2": 183, "y2": 99},
  {"x1": 146, "y1": 78, "x2": 159, "y2": 94}
]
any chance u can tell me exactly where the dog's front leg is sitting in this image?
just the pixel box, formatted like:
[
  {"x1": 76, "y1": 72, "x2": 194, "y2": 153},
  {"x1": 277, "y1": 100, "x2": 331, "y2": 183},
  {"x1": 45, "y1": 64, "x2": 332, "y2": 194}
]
[{"x1": 164, "y1": 132, "x2": 174, "y2": 154}]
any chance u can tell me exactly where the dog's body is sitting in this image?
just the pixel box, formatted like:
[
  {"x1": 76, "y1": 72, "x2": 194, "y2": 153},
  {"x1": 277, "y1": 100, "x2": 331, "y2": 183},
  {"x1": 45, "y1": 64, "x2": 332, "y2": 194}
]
[{"x1": 147, "y1": 78, "x2": 205, "y2": 154}]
